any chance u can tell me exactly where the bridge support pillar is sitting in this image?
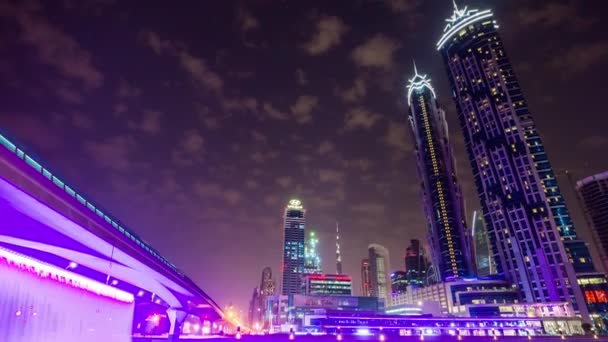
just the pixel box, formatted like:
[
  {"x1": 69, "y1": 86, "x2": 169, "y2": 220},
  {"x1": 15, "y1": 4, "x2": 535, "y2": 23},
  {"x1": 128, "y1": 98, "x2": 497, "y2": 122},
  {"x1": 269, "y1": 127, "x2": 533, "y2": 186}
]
[{"x1": 167, "y1": 308, "x2": 188, "y2": 341}]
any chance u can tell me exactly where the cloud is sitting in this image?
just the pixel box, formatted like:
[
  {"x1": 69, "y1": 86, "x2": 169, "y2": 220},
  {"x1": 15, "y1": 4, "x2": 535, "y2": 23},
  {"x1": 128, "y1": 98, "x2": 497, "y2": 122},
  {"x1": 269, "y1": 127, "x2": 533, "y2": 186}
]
[
  {"x1": 194, "y1": 182, "x2": 242, "y2": 205},
  {"x1": 181, "y1": 130, "x2": 205, "y2": 154},
  {"x1": 276, "y1": 176, "x2": 293, "y2": 189},
  {"x1": 344, "y1": 107, "x2": 382, "y2": 130},
  {"x1": 337, "y1": 77, "x2": 366, "y2": 103},
  {"x1": 53, "y1": 84, "x2": 84, "y2": 103},
  {"x1": 578, "y1": 135, "x2": 608, "y2": 149},
  {"x1": 551, "y1": 42, "x2": 608, "y2": 76},
  {"x1": 129, "y1": 110, "x2": 162, "y2": 134},
  {"x1": 83, "y1": 135, "x2": 136, "y2": 171},
  {"x1": 305, "y1": 16, "x2": 349, "y2": 55},
  {"x1": 384, "y1": 121, "x2": 411, "y2": 152},
  {"x1": 295, "y1": 68, "x2": 308, "y2": 86},
  {"x1": 117, "y1": 80, "x2": 142, "y2": 98},
  {"x1": 221, "y1": 96, "x2": 258, "y2": 112},
  {"x1": 237, "y1": 6, "x2": 259, "y2": 32},
  {"x1": 251, "y1": 150, "x2": 279, "y2": 164},
  {"x1": 318, "y1": 141, "x2": 335, "y2": 156},
  {"x1": 517, "y1": 2, "x2": 593, "y2": 32},
  {"x1": 71, "y1": 112, "x2": 94, "y2": 129},
  {"x1": 352, "y1": 202, "x2": 385, "y2": 216},
  {"x1": 1, "y1": 2, "x2": 103, "y2": 88},
  {"x1": 263, "y1": 102, "x2": 288, "y2": 120},
  {"x1": 141, "y1": 31, "x2": 223, "y2": 92},
  {"x1": 319, "y1": 169, "x2": 344, "y2": 183},
  {"x1": 383, "y1": 0, "x2": 420, "y2": 13},
  {"x1": 251, "y1": 130, "x2": 267, "y2": 143},
  {"x1": 291, "y1": 95, "x2": 318, "y2": 124},
  {"x1": 352, "y1": 34, "x2": 400, "y2": 69},
  {"x1": 245, "y1": 179, "x2": 260, "y2": 190}
]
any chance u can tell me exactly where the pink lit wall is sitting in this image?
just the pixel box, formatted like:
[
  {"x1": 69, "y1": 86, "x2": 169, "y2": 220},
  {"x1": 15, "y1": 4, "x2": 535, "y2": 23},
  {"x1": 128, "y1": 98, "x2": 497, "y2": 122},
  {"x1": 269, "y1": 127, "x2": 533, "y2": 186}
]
[{"x1": 0, "y1": 250, "x2": 134, "y2": 342}]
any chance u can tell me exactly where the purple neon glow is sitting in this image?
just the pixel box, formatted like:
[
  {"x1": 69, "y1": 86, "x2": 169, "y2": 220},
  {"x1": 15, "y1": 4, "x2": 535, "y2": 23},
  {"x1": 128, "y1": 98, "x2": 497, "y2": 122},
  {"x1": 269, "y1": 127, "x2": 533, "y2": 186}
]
[
  {"x1": 0, "y1": 248, "x2": 134, "y2": 342},
  {"x1": 0, "y1": 246, "x2": 134, "y2": 303},
  {"x1": 0, "y1": 175, "x2": 189, "y2": 307}
]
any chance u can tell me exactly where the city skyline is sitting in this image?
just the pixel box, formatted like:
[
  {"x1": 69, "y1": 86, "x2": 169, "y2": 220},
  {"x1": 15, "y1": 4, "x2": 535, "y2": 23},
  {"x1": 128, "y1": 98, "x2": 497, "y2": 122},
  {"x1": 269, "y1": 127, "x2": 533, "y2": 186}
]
[{"x1": 0, "y1": 0, "x2": 606, "y2": 312}]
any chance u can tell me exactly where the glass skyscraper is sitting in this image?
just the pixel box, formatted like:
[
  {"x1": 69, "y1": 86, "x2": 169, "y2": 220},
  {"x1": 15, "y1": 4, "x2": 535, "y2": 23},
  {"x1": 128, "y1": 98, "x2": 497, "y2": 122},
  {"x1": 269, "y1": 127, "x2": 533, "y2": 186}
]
[
  {"x1": 577, "y1": 171, "x2": 608, "y2": 274},
  {"x1": 304, "y1": 231, "x2": 321, "y2": 274},
  {"x1": 472, "y1": 210, "x2": 495, "y2": 276},
  {"x1": 368, "y1": 244, "x2": 390, "y2": 304},
  {"x1": 436, "y1": 3, "x2": 590, "y2": 314},
  {"x1": 281, "y1": 199, "x2": 305, "y2": 295},
  {"x1": 406, "y1": 68, "x2": 473, "y2": 281}
]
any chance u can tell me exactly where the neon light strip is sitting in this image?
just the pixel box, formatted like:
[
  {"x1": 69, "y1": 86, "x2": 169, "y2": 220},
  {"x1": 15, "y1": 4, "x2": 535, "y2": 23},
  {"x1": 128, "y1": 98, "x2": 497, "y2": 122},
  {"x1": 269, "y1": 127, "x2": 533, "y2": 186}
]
[
  {"x1": 436, "y1": 10, "x2": 493, "y2": 50},
  {"x1": 0, "y1": 133, "x2": 178, "y2": 273},
  {"x1": 0, "y1": 246, "x2": 134, "y2": 303}
]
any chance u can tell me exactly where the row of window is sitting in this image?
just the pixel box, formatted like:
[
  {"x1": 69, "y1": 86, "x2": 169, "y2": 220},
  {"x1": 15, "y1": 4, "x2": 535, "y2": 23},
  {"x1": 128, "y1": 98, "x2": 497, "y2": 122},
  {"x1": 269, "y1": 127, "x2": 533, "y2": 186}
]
[{"x1": 0, "y1": 133, "x2": 180, "y2": 274}]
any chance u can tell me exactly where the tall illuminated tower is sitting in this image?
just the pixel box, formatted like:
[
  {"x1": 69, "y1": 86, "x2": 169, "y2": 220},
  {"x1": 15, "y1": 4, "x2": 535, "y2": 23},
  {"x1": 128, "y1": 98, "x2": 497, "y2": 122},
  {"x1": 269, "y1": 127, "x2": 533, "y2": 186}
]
[
  {"x1": 361, "y1": 259, "x2": 371, "y2": 296},
  {"x1": 368, "y1": 244, "x2": 391, "y2": 304},
  {"x1": 304, "y1": 231, "x2": 321, "y2": 274},
  {"x1": 336, "y1": 222, "x2": 343, "y2": 275},
  {"x1": 437, "y1": 3, "x2": 591, "y2": 314},
  {"x1": 406, "y1": 66, "x2": 473, "y2": 281},
  {"x1": 471, "y1": 210, "x2": 495, "y2": 276},
  {"x1": 281, "y1": 199, "x2": 305, "y2": 295}
]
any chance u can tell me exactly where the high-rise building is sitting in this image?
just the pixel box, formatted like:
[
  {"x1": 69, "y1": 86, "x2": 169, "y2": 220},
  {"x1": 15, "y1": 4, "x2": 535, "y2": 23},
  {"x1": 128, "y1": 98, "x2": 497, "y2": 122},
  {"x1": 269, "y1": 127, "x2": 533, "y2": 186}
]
[
  {"x1": 336, "y1": 222, "x2": 343, "y2": 275},
  {"x1": 281, "y1": 199, "x2": 305, "y2": 295},
  {"x1": 577, "y1": 171, "x2": 608, "y2": 273},
  {"x1": 302, "y1": 274, "x2": 352, "y2": 296},
  {"x1": 361, "y1": 259, "x2": 371, "y2": 297},
  {"x1": 304, "y1": 231, "x2": 321, "y2": 274},
  {"x1": 247, "y1": 287, "x2": 260, "y2": 327},
  {"x1": 390, "y1": 271, "x2": 408, "y2": 295},
  {"x1": 404, "y1": 239, "x2": 428, "y2": 287},
  {"x1": 406, "y1": 66, "x2": 474, "y2": 281},
  {"x1": 472, "y1": 210, "x2": 495, "y2": 276},
  {"x1": 368, "y1": 244, "x2": 391, "y2": 304},
  {"x1": 436, "y1": 3, "x2": 590, "y2": 315}
]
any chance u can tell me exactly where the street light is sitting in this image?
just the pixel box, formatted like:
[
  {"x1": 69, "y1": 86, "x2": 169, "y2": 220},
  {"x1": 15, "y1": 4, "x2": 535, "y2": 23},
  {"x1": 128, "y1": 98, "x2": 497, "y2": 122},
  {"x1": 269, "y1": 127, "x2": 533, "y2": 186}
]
[{"x1": 66, "y1": 261, "x2": 78, "y2": 270}]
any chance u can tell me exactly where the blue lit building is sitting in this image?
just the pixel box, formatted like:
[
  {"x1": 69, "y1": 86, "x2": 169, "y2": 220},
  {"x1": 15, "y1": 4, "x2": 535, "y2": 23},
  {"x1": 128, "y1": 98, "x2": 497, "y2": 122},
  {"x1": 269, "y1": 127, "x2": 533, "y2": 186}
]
[
  {"x1": 406, "y1": 67, "x2": 474, "y2": 281},
  {"x1": 281, "y1": 199, "x2": 306, "y2": 295},
  {"x1": 436, "y1": 3, "x2": 590, "y2": 317},
  {"x1": 472, "y1": 210, "x2": 495, "y2": 276}
]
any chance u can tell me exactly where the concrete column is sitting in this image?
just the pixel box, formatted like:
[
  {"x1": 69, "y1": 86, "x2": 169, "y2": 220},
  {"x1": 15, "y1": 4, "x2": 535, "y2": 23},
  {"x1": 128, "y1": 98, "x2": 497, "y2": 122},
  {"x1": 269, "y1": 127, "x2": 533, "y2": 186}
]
[{"x1": 167, "y1": 308, "x2": 188, "y2": 341}]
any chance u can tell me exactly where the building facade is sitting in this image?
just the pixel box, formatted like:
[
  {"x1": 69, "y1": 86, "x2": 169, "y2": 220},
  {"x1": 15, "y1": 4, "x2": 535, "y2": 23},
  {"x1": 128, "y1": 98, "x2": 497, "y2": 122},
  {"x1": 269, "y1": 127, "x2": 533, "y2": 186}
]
[
  {"x1": 368, "y1": 244, "x2": 391, "y2": 304},
  {"x1": 404, "y1": 239, "x2": 428, "y2": 287},
  {"x1": 472, "y1": 210, "x2": 495, "y2": 276},
  {"x1": 391, "y1": 271, "x2": 408, "y2": 295},
  {"x1": 406, "y1": 68, "x2": 474, "y2": 281},
  {"x1": 302, "y1": 274, "x2": 352, "y2": 296},
  {"x1": 577, "y1": 171, "x2": 608, "y2": 273},
  {"x1": 281, "y1": 199, "x2": 306, "y2": 295},
  {"x1": 437, "y1": 3, "x2": 590, "y2": 316},
  {"x1": 361, "y1": 259, "x2": 371, "y2": 296},
  {"x1": 304, "y1": 231, "x2": 322, "y2": 274}
]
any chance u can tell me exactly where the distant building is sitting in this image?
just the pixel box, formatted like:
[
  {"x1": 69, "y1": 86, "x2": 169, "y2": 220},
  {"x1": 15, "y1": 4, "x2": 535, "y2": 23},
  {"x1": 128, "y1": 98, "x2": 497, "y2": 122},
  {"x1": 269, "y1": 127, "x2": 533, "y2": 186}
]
[
  {"x1": 304, "y1": 231, "x2": 321, "y2": 274},
  {"x1": 361, "y1": 259, "x2": 371, "y2": 296},
  {"x1": 247, "y1": 287, "x2": 260, "y2": 327},
  {"x1": 437, "y1": 3, "x2": 590, "y2": 315},
  {"x1": 577, "y1": 171, "x2": 608, "y2": 273},
  {"x1": 368, "y1": 244, "x2": 391, "y2": 304},
  {"x1": 302, "y1": 274, "x2": 352, "y2": 296},
  {"x1": 406, "y1": 66, "x2": 474, "y2": 281},
  {"x1": 266, "y1": 294, "x2": 384, "y2": 332},
  {"x1": 281, "y1": 199, "x2": 305, "y2": 295},
  {"x1": 391, "y1": 278, "x2": 519, "y2": 316},
  {"x1": 471, "y1": 210, "x2": 495, "y2": 276},
  {"x1": 390, "y1": 271, "x2": 408, "y2": 295},
  {"x1": 258, "y1": 267, "x2": 275, "y2": 328},
  {"x1": 404, "y1": 239, "x2": 428, "y2": 287}
]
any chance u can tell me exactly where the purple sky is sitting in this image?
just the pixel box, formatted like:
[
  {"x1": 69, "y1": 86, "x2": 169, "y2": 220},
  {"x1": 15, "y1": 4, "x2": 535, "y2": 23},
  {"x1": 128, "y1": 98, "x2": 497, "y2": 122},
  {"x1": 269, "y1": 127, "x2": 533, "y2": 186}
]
[{"x1": 1, "y1": 0, "x2": 607, "y2": 312}]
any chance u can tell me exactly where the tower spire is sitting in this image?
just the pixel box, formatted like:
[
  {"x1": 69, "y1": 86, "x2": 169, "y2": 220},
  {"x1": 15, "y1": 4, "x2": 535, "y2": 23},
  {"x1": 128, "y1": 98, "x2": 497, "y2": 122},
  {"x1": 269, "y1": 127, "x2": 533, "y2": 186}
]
[
  {"x1": 412, "y1": 59, "x2": 418, "y2": 76},
  {"x1": 336, "y1": 221, "x2": 343, "y2": 275},
  {"x1": 453, "y1": 0, "x2": 459, "y2": 12}
]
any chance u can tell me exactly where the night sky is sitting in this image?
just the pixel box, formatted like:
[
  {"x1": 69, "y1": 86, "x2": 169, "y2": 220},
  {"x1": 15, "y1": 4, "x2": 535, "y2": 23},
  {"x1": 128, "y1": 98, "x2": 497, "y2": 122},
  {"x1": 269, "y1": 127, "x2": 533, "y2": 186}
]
[{"x1": 1, "y1": 0, "x2": 607, "y2": 312}]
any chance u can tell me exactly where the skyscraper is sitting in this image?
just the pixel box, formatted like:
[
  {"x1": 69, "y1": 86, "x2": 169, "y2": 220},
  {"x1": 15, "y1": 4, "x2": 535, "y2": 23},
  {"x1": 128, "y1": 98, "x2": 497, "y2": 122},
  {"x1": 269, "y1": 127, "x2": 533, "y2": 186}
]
[
  {"x1": 390, "y1": 271, "x2": 408, "y2": 295},
  {"x1": 336, "y1": 222, "x2": 343, "y2": 275},
  {"x1": 437, "y1": 3, "x2": 589, "y2": 314},
  {"x1": 472, "y1": 210, "x2": 495, "y2": 276},
  {"x1": 406, "y1": 66, "x2": 473, "y2": 281},
  {"x1": 404, "y1": 239, "x2": 427, "y2": 287},
  {"x1": 281, "y1": 199, "x2": 305, "y2": 295},
  {"x1": 361, "y1": 259, "x2": 371, "y2": 296},
  {"x1": 368, "y1": 244, "x2": 391, "y2": 304},
  {"x1": 304, "y1": 231, "x2": 321, "y2": 274},
  {"x1": 258, "y1": 267, "x2": 275, "y2": 328},
  {"x1": 577, "y1": 171, "x2": 608, "y2": 273}
]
